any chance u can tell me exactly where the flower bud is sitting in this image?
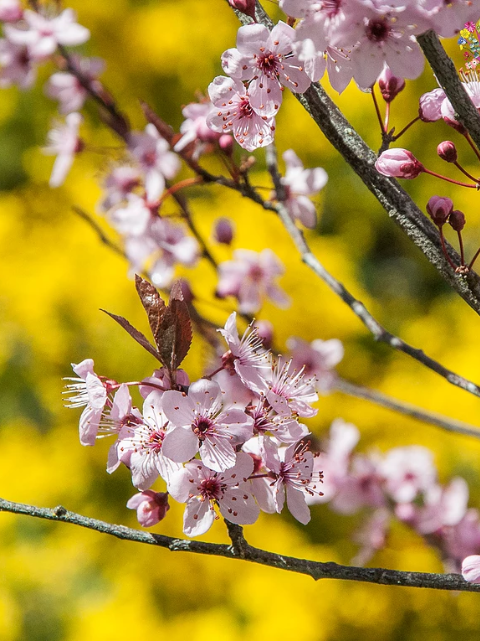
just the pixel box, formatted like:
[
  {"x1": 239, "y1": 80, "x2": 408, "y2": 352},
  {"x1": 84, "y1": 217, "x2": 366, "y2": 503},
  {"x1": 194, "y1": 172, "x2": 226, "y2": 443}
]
[
  {"x1": 419, "y1": 88, "x2": 445, "y2": 122},
  {"x1": 378, "y1": 65, "x2": 405, "y2": 103},
  {"x1": 437, "y1": 141, "x2": 457, "y2": 163},
  {"x1": 426, "y1": 195, "x2": 453, "y2": 226},
  {"x1": 375, "y1": 148, "x2": 424, "y2": 179},
  {"x1": 213, "y1": 217, "x2": 234, "y2": 245},
  {"x1": 448, "y1": 209, "x2": 466, "y2": 231},
  {"x1": 462, "y1": 555, "x2": 480, "y2": 584},
  {"x1": 228, "y1": 0, "x2": 255, "y2": 19},
  {"x1": 126, "y1": 490, "x2": 170, "y2": 527},
  {"x1": 218, "y1": 133, "x2": 234, "y2": 156}
]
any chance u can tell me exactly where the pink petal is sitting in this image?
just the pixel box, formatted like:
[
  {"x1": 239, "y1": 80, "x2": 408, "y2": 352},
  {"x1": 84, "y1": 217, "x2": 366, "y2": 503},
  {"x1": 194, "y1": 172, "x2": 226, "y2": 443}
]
[
  {"x1": 286, "y1": 485, "x2": 311, "y2": 524},
  {"x1": 161, "y1": 425, "x2": 199, "y2": 463},
  {"x1": 183, "y1": 498, "x2": 215, "y2": 537}
]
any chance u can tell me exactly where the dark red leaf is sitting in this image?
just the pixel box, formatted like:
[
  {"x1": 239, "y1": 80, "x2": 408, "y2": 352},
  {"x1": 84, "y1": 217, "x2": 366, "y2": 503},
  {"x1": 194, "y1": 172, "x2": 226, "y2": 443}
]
[{"x1": 135, "y1": 274, "x2": 167, "y2": 349}]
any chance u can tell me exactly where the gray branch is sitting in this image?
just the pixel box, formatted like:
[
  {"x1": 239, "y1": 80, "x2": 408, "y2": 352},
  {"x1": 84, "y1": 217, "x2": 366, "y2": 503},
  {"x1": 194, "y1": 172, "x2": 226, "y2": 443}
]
[
  {"x1": 335, "y1": 378, "x2": 480, "y2": 438},
  {"x1": 1, "y1": 497, "x2": 479, "y2": 592}
]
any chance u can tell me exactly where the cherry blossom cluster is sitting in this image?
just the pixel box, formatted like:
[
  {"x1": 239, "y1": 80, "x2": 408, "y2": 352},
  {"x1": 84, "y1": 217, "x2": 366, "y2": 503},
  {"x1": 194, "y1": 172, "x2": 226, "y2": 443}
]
[
  {"x1": 65, "y1": 278, "x2": 327, "y2": 537},
  {"x1": 311, "y1": 419, "x2": 480, "y2": 573}
]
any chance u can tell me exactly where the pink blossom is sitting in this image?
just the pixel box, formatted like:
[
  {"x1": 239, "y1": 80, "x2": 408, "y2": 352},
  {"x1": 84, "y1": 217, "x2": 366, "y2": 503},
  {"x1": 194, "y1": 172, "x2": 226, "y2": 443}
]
[
  {"x1": 264, "y1": 440, "x2": 320, "y2": 524},
  {"x1": 218, "y1": 311, "x2": 272, "y2": 391},
  {"x1": 45, "y1": 56, "x2": 105, "y2": 114},
  {"x1": 174, "y1": 100, "x2": 222, "y2": 155},
  {"x1": 43, "y1": 112, "x2": 83, "y2": 187},
  {"x1": 111, "y1": 392, "x2": 182, "y2": 489},
  {"x1": 127, "y1": 490, "x2": 170, "y2": 528},
  {"x1": 256, "y1": 357, "x2": 318, "y2": 418},
  {"x1": 216, "y1": 248, "x2": 289, "y2": 314},
  {"x1": 64, "y1": 359, "x2": 111, "y2": 446},
  {"x1": 0, "y1": 0, "x2": 22, "y2": 22},
  {"x1": 280, "y1": 149, "x2": 328, "y2": 228},
  {"x1": 108, "y1": 194, "x2": 153, "y2": 237},
  {"x1": 417, "y1": 1, "x2": 480, "y2": 38},
  {"x1": 221, "y1": 22, "x2": 311, "y2": 116},
  {"x1": 375, "y1": 148, "x2": 424, "y2": 179},
  {"x1": 0, "y1": 39, "x2": 36, "y2": 89},
  {"x1": 419, "y1": 87, "x2": 445, "y2": 122},
  {"x1": 98, "y1": 164, "x2": 142, "y2": 212},
  {"x1": 443, "y1": 509, "x2": 480, "y2": 567},
  {"x1": 412, "y1": 477, "x2": 469, "y2": 535},
  {"x1": 332, "y1": 453, "x2": 385, "y2": 514},
  {"x1": 207, "y1": 76, "x2": 276, "y2": 151},
  {"x1": 162, "y1": 379, "x2": 253, "y2": 472},
  {"x1": 168, "y1": 452, "x2": 260, "y2": 536},
  {"x1": 5, "y1": 9, "x2": 90, "y2": 61},
  {"x1": 426, "y1": 195, "x2": 453, "y2": 226},
  {"x1": 462, "y1": 555, "x2": 480, "y2": 584},
  {"x1": 246, "y1": 398, "x2": 310, "y2": 444},
  {"x1": 139, "y1": 368, "x2": 190, "y2": 400},
  {"x1": 379, "y1": 446, "x2": 437, "y2": 504},
  {"x1": 287, "y1": 336, "x2": 343, "y2": 393},
  {"x1": 128, "y1": 124, "x2": 180, "y2": 201}
]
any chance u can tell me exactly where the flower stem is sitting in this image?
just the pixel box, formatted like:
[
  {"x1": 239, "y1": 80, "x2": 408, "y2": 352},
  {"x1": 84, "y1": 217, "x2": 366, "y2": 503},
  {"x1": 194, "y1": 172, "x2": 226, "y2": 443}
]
[{"x1": 423, "y1": 168, "x2": 478, "y2": 188}]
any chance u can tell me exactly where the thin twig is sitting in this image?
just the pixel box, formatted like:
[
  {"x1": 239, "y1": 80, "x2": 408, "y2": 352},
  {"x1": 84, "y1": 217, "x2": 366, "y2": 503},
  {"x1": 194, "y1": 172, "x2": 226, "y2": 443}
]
[
  {"x1": 264, "y1": 142, "x2": 480, "y2": 401},
  {"x1": 335, "y1": 378, "x2": 480, "y2": 439},
  {"x1": 0, "y1": 498, "x2": 478, "y2": 592},
  {"x1": 71, "y1": 206, "x2": 126, "y2": 258}
]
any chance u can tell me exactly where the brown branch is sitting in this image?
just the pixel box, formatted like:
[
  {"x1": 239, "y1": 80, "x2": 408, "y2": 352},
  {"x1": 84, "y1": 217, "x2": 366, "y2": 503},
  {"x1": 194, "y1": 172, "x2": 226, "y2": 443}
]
[{"x1": 1, "y1": 497, "x2": 479, "y2": 592}]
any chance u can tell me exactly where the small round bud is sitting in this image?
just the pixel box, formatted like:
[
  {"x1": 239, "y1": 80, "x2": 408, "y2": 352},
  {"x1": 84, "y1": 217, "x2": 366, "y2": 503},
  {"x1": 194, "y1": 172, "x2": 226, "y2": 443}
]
[
  {"x1": 378, "y1": 66, "x2": 405, "y2": 103},
  {"x1": 228, "y1": 0, "x2": 255, "y2": 19},
  {"x1": 253, "y1": 319, "x2": 274, "y2": 349},
  {"x1": 448, "y1": 209, "x2": 466, "y2": 231},
  {"x1": 375, "y1": 148, "x2": 424, "y2": 179},
  {"x1": 213, "y1": 217, "x2": 234, "y2": 245},
  {"x1": 437, "y1": 141, "x2": 457, "y2": 163},
  {"x1": 218, "y1": 134, "x2": 234, "y2": 156},
  {"x1": 426, "y1": 195, "x2": 453, "y2": 226}
]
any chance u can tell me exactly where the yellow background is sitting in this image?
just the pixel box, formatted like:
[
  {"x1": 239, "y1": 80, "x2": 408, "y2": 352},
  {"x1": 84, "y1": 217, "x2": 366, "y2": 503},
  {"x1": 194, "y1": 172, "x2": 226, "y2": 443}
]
[{"x1": 1, "y1": 1, "x2": 480, "y2": 639}]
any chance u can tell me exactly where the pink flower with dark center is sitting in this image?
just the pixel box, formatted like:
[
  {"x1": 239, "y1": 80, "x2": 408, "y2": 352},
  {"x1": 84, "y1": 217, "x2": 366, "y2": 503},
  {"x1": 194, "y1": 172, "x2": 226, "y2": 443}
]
[
  {"x1": 216, "y1": 248, "x2": 289, "y2": 314},
  {"x1": 168, "y1": 452, "x2": 260, "y2": 536},
  {"x1": 128, "y1": 124, "x2": 180, "y2": 201},
  {"x1": 127, "y1": 490, "x2": 170, "y2": 528},
  {"x1": 264, "y1": 439, "x2": 321, "y2": 524},
  {"x1": 43, "y1": 112, "x2": 83, "y2": 187},
  {"x1": 281, "y1": 149, "x2": 328, "y2": 228},
  {"x1": 332, "y1": 453, "x2": 385, "y2": 514},
  {"x1": 246, "y1": 398, "x2": 310, "y2": 443},
  {"x1": 64, "y1": 358, "x2": 114, "y2": 446},
  {"x1": 221, "y1": 22, "x2": 311, "y2": 116},
  {"x1": 111, "y1": 392, "x2": 181, "y2": 489},
  {"x1": 0, "y1": 39, "x2": 36, "y2": 89},
  {"x1": 98, "y1": 164, "x2": 142, "y2": 212},
  {"x1": 5, "y1": 8, "x2": 89, "y2": 61},
  {"x1": 207, "y1": 76, "x2": 276, "y2": 151},
  {"x1": 379, "y1": 446, "x2": 437, "y2": 504},
  {"x1": 162, "y1": 379, "x2": 254, "y2": 472},
  {"x1": 257, "y1": 357, "x2": 318, "y2": 418},
  {"x1": 174, "y1": 100, "x2": 223, "y2": 155},
  {"x1": 375, "y1": 148, "x2": 424, "y2": 179},
  {"x1": 218, "y1": 311, "x2": 272, "y2": 391}
]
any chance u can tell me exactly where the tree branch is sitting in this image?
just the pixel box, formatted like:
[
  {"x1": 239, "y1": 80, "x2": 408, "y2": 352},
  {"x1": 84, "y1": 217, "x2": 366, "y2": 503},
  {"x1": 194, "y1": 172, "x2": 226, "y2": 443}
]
[
  {"x1": 1, "y1": 497, "x2": 478, "y2": 592},
  {"x1": 417, "y1": 30, "x2": 480, "y2": 152},
  {"x1": 335, "y1": 378, "x2": 480, "y2": 438}
]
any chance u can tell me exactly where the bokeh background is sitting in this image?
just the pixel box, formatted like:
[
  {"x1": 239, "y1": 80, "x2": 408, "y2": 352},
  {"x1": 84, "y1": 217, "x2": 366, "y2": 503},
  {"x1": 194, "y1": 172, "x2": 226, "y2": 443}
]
[{"x1": 2, "y1": 1, "x2": 480, "y2": 639}]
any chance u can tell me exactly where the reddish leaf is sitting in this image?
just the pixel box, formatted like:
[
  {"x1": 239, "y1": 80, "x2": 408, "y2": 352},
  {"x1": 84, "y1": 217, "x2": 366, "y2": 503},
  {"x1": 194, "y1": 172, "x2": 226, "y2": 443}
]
[
  {"x1": 157, "y1": 281, "x2": 193, "y2": 372},
  {"x1": 101, "y1": 309, "x2": 162, "y2": 363},
  {"x1": 135, "y1": 274, "x2": 166, "y2": 349}
]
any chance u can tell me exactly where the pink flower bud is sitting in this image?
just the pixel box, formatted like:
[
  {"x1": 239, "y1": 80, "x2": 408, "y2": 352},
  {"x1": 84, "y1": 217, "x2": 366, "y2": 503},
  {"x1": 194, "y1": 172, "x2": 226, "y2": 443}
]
[
  {"x1": 0, "y1": 0, "x2": 22, "y2": 22},
  {"x1": 218, "y1": 134, "x2": 234, "y2": 155},
  {"x1": 449, "y1": 209, "x2": 466, "y2": 231},
  {"x1": 228, "y1": 0, "x2": 255, "y2": 19},
  {"x1": 437, "y1": 141, "x2": 457, "y2": 163},
  {"x1": 126, "y1": 490, "x2": 170, "y2": 527},
  {"x1": 375, "y1": 149, "x2": 424, "y2": 179},
  {"x1": 253, "y1": 319, "x2": 274, "y2": 349},
  {"x1": 213, "y1": 217, "x2": 234, "y2": 245},
  {"x1": 426, "y1": 196, "x2": 453, "y2": 226},
  {"x1": 378, "y1": 66, "x2": 405, "y2": 103},
  {"x1": 419, "y1": 88, "x2": 445, "y2": 122},
  {"x1": 462, "y1": 555, "x2": 480, "y2": 583}
]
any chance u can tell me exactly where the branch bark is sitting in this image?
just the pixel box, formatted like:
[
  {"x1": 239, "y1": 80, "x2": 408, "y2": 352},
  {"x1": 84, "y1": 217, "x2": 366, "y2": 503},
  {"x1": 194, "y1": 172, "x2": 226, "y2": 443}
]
[{"x1": 1, "y1": 497, "x2": 478, "y2": 593}]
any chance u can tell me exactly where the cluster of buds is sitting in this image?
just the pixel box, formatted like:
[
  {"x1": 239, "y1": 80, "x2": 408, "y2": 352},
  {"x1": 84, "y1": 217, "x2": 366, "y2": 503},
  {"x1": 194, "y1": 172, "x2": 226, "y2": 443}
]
[{"x1": 426, "y1": 196, "x2": 472, "y2": 274}]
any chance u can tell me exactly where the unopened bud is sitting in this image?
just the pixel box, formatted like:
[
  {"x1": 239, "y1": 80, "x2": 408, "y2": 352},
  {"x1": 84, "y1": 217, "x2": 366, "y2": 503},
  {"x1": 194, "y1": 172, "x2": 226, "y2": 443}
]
[
  {"x1": 378, "y1": 66, "x2": 405, "y2": 103},
  {"x1": 253, "y1": 319, "x2": 274, "y2": 349},
  {"x1": 437, "y1": 141, "x2": 457, "y2": 163},
  {"x1": 419, "y1": 88, "x2": 445, "y2": 122},
  {"x1": 449, "y1": 209, "x2": 466, "y2": 231},
  {"x1": 375, "y1": 148, "x2": 424, "y2": 179},
  {"x1": 213, "y1": 217, "x2": 234, "y2": 245},
  {"x1": 218, "y1": 134, "x2": 234, "y2": 155},
  {"x1": 426, "y1": 195, "x2": 453, "y2": 226},
  {"x1": 228, "y1": 0, "x2": 255, "y2": 19}
]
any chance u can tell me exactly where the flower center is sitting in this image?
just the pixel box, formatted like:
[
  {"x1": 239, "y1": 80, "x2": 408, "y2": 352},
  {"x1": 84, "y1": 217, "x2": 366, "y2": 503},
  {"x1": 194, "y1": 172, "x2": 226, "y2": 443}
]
[
  {"x1": 366, "y1": 18, "x2": 390, "y2": 43},
  {"x1": 147, "y1": 431, "x2": 164, "y2": 453},
  {"x1": 193, "y1": 416, "x2": 214, "y2": 441},
  {"x1": 238, "y1": 99, "x2": 255, "y2": 120},
  {"x1": 322, "y1": 0, "x2": 342, "y2": 17},
  {"x1": 257, "y1": 52, "x2": 279, "y2": 76},
  {"x1": 200, "y1": 477, "x2": 222, "y2": 500}
]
